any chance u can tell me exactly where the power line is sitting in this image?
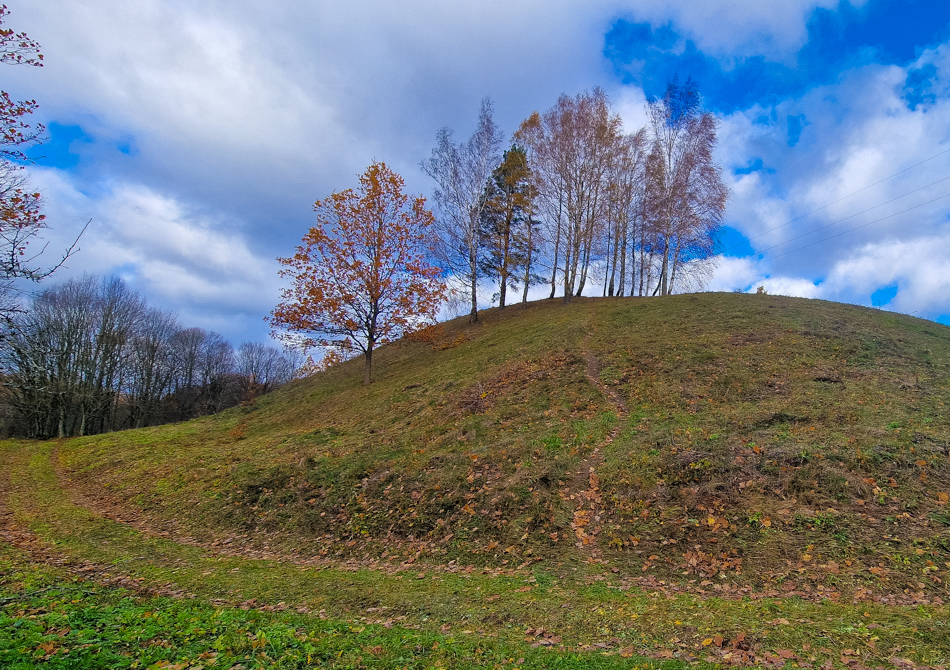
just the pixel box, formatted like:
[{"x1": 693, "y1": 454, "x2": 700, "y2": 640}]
[
  {"x1": 725, "y1": 145, "x2": 950, "y2": 254},
  {"x1": 765, "y1": 190, "x2": 950, "y2": 261},
  {"x1": 752, "y1": 173, "x2": 950, "y2": 256}
]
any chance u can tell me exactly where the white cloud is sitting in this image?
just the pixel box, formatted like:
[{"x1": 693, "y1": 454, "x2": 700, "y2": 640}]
[
  {"x1": 9, "y1": 0, "x2": 866, "y2": 208},
  {"x1": 758, "y1": 276, "x2": 824, "y2": 300},
  {"x1": 705, "y1": 256, "x2": 824, "y2": 300},
  {"x1": 27, "y1": 167, "x2": 280, "y2": 342},
  {"x1": 713, "y1": 44, "x2": 950, "y2": 322},
  {"x1": 9, "y1": 1, "x2": 608, "y2": 195},
  {"x1": 614, "y1": 86, "x2": 650, "y2": 133},
  {"x1": 611, "y1": 0, "x2": 866, "y2": 63},
  {"x1": 705, "y1": 232, "x2": 950, "y2": 323},
  {"x1": 706, "y1": 255, "x2": 763, "y2": 292},
  {"x1": 721, "y1": 56, "x2": 950, "y2": 249},
  {"x1": 822, "y1": 233, "x2": 950, "y2": 317},
  {"x1": 6, "y1": 0, "x2": 950, "y2": 340}
]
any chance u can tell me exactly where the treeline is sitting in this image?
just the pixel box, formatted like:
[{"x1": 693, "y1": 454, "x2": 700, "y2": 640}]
[
  {"x1": 0, "y1": 275, "x2": 299, "y2": 439},
  {"x1": 423, "y1": 79, "x2": 728, "y2": 322}
]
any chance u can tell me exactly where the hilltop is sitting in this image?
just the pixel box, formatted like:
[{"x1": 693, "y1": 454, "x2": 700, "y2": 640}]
[{"x1": 51, "y1": 292, "x2": 950, "y2": 599}]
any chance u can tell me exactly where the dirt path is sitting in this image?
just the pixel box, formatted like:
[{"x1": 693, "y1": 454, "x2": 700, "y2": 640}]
[
  {"x1": 3, "y1": 441, "x2": 942, "y2": 620},
  {"x1": 0, "y1": 447, "x2": 196, "y2": 601},
  {"x1": 49, "y1": 444, "x2": 218, "y2": 552},
  {"x1": 565, "y1": 334, "x2": 629, "y2": 558},
  {"x1": 581, "y1": 337, "x2": 628, "y2": 425},
  {"x1": 44, "y1": 445, "x2": 537, "y2": 579}
]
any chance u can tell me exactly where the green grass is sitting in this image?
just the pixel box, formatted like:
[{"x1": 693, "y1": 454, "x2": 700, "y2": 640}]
[
  {"x1": 6, "y1": 293, "x2": 950, "y2": 665},
  {"x1": 51, "y1": 294, "x2": 950, "y2": 583},
  {"x1": 5, "y1": 438, "x2": 950, "y2": 666},
  {"x1": 2, "y1": 543, "x2": 682, "y2": 670}
]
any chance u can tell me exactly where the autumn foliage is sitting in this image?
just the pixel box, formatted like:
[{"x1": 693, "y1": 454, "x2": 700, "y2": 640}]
[
  {"x1": 0, "y1": 187, "x2": 44, "y2": 269},
  {"x1": 271, "y1": 162, "x2": 446, "y2": 384},
  {"x1": 0, "y1": 5, "x2": 43, "y2": 163},
  {"x1": 0, "y1": 6, "x2": 78, "y2": 320}
]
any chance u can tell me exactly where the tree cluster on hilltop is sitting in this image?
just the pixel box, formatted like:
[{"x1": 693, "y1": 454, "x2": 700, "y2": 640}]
[
  {"x1": 271, "y1": 80, "x2": 728, "y2": 385},
  {"x1": 0, "y1": 8, "x2": 731, "y2": 417},
  {"x1": 1, "y1": 274, "x2": 299, "y2": 439},
  {"x1": 425, "y1": 81, "x2": 728, "y2": 321}
]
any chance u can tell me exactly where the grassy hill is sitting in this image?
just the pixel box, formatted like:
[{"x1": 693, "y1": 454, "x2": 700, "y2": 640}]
[
  {"x1": 4, "y1": 292, "x2": 950, "y2": 667},
  {"x1": 58, "y1": 293, "x2": 950, "y2": 590}
]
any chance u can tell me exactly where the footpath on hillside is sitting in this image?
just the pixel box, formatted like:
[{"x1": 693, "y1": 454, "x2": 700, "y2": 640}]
[{"x1": 566, "y1": 332, "x2": 629, "y2": 559}]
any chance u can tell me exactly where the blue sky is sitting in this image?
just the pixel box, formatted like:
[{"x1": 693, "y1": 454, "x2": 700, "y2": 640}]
[
  {"x1": 606, "y1": 0, "x2": 950, "y2": 112},
  {"x1": 7, "y1": 0, "x2": 950, "y2": 341}
]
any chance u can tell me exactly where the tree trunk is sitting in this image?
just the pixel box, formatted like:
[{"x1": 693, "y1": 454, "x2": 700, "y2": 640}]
[
  {"x1": 499, "y1": 208, "x2": 512, "y2": 309},
  {"x1": 498, "y1": 270, "x2": 507, "y2": 309},
  {"x1": 522, "y1": 221, "x2": 533, "y2": 305},
  {"x1": 611, "y1": 221, "x2": 623, "y2": 297},
  {"x1": 548, "y1": 214, "x2": 561, "y2": 300},
  {"x1": 617, "y1": 234, "x2": 627, "y2": 297},
  {"x1": 668, "y1": 241, "x2": 682, "y2": 295},
  {"x1": 562, "y1": 241, "x2": 573, "y2": 304},
  {"x1": 575, "y1": 242, "x2": 592, "y2": 297},
  {"x1": 468, "y1": 220, "x2": 479, "y2": 322},
  {"x1": 659, "y1": 239, "x2": 669, "y2": 296},
  {"x1": 363, "y1": 345, "x2": 373, "y2": 385},
  {"x1": 469, "y1": 271, "x2": 478, "y2": 323}
]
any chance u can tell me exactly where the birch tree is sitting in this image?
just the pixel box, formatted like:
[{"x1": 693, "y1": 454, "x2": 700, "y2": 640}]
[
  {"x1": 515, "y1": 89, "x2": 622, "y2": 302},
  {"x1": 645, "y1": 79, "x2": 728, "y2": 296},
  {"x1": 513, "y1": 111, "x2": 563, "y2": 299},
  {"x1": 422, "y1": 98, "x2": 503, "y2": 322},
  {"x1": 603, "y1": 129, "x2": 646, "y2": 297}
]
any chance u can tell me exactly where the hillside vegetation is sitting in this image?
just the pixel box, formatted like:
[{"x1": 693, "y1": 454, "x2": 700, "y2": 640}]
[{"x1": 54, "y1": 293, "x2": 950, "y2": 598}]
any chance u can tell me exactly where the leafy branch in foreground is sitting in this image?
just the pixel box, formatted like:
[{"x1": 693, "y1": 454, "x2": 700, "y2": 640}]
[{"x1": 0, "y1": 5, "x2": 85, "y2": 325}]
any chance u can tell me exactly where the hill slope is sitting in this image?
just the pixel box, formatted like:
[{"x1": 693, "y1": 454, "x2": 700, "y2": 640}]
[{"x1": 58, "y1": 293, "x2": 950, "y2": 597}]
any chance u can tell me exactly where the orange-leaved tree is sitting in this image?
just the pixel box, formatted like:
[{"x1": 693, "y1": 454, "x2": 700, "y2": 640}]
[{"x1": 270, "y1": 162, "x2": 446, "y2": 385}]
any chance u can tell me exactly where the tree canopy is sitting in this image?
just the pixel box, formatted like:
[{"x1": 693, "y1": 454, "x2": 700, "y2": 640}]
[
  {"x1": 271, "y1": 162, "x2": 445, "y2": 385},
  {"x1": 422, "y1": 98, "x2": 503, "y2": 323}
]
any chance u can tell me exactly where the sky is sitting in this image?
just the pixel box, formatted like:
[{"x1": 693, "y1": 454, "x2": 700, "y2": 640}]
[{"x1": 4, "y1": 0, "x2": 950, "y2": 344}]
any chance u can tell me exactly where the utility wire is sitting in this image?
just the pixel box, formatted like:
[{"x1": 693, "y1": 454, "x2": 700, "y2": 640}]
[
  {"x1": 765, "y1": 190, "x2": 950, "y2": 261},
  {"x1": 752, "y1": 174, "x2": 950, "y2": 256},
  {"x1": 726, "y1": 146, "x2": 950, "y2": 254}
]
